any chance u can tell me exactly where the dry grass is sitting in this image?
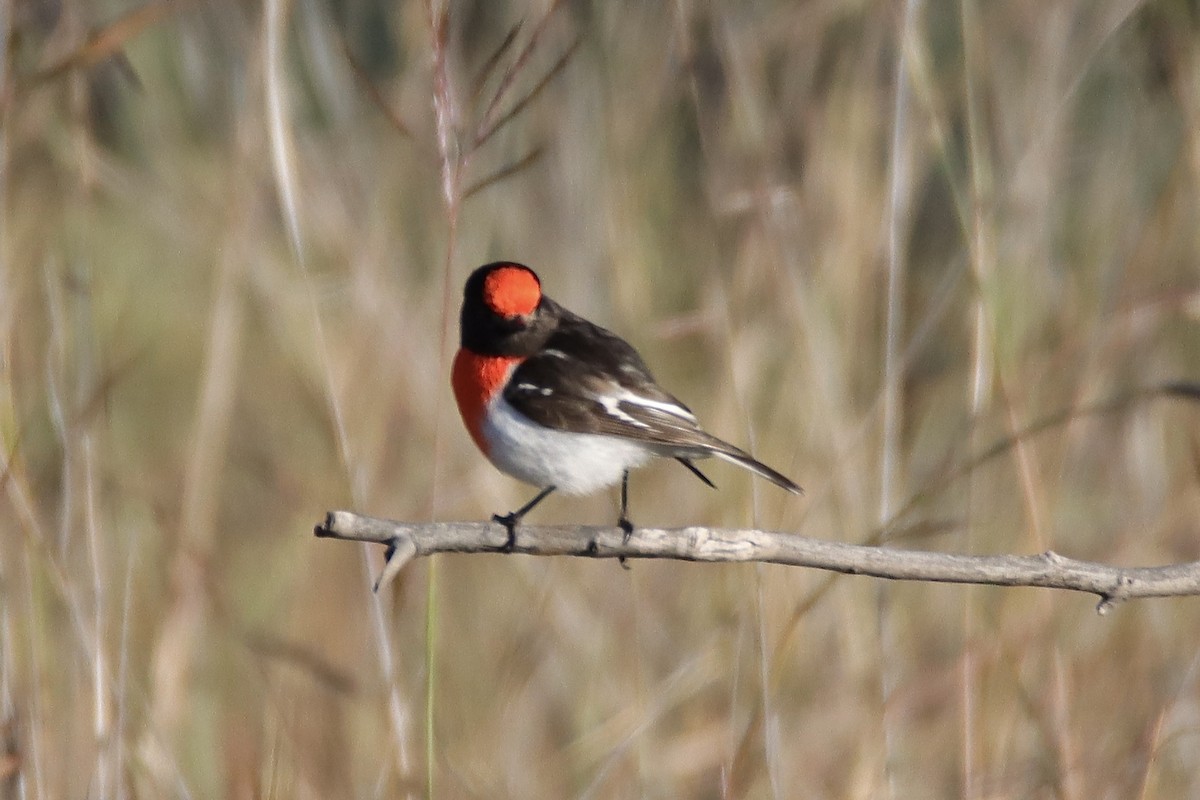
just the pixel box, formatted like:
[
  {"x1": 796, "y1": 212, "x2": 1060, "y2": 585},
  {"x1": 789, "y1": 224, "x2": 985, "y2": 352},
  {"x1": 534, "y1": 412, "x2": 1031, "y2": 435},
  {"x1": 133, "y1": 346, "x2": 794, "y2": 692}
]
[{"x1": 3, "y1": 0, "x2": 1200, "y2": 797}]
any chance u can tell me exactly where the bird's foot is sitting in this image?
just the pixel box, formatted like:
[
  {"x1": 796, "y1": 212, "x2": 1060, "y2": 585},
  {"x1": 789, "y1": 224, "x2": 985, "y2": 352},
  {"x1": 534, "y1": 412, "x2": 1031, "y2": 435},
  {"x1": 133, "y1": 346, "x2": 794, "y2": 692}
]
[
  {"x1": 491, "y1": 513, "x2": 519, "y2": 552},
  {"x1": 617, "y1": 517, "x2": 634, "y2": 570}
]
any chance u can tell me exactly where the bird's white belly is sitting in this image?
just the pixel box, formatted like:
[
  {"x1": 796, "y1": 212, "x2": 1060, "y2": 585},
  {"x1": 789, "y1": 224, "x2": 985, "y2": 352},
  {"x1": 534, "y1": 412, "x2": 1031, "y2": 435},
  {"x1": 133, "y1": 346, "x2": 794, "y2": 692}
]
[{"x1": 483, "y1": 394, "x2": 654, "y2": 495}]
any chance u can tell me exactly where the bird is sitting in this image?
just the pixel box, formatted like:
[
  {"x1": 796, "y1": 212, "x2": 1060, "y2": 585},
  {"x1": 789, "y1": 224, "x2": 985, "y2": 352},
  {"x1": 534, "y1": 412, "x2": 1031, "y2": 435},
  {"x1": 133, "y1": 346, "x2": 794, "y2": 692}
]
[{"x1": 451, "y1": 261, "x2": 801, "y2": 549}]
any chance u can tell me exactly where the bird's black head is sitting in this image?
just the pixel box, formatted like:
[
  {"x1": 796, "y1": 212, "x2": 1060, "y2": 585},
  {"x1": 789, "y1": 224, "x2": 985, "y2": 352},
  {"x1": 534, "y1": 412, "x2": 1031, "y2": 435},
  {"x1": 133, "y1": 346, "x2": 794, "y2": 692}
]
[{"x1": 460, "y1": 262, "x2": 560, "y2": 356}]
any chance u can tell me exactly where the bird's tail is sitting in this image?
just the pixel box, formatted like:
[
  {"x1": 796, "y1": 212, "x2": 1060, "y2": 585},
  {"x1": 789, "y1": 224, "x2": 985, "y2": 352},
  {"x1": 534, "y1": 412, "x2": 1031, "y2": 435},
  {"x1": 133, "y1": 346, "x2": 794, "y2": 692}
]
[
  {"x1": 644, "y1": 424, "x2": 802, "y2": 494},
  {"x1": 710, "y1": 450, "x2": 806, "y2": 494},
  {"x1": 709, "y1": 443, "x2": 803, "y2": 494}
]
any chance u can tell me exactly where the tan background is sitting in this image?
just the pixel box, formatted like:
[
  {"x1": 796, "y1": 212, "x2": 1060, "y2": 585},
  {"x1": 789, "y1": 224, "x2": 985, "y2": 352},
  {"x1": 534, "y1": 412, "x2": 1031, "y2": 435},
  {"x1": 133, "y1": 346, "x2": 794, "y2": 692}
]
[{"x1": 4, "y1": 0, "x2": 1200, "y2": 797}]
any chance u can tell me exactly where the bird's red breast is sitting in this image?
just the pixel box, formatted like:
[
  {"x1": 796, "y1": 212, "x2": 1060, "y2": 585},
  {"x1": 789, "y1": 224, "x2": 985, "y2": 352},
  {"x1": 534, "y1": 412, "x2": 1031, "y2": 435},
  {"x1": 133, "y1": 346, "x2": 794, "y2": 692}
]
[{"x1": 451, "y1": 348, "x2": 522, "y2": 457}]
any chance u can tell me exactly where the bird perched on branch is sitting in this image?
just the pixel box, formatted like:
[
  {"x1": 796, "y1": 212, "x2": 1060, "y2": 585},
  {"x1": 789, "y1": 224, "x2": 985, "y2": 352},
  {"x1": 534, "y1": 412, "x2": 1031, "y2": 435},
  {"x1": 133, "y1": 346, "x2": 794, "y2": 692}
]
[{"x1": 451, "y1": 261, "x2": 801, "y2": 549}]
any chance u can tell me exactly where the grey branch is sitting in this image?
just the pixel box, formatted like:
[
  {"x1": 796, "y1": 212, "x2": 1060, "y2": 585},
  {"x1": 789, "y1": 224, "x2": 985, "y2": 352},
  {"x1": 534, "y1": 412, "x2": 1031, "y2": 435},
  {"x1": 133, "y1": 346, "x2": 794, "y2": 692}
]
[{"x1": 314, "y1": 511, "x2": 1200, "y2": 611}]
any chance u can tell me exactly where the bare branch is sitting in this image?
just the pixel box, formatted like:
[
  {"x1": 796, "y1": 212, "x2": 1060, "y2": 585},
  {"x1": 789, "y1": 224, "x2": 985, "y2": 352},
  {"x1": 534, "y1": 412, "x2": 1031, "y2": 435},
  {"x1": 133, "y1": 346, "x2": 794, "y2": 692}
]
[{"x1": 314, "y1": 512, "x2": 1200, "y2": 610}]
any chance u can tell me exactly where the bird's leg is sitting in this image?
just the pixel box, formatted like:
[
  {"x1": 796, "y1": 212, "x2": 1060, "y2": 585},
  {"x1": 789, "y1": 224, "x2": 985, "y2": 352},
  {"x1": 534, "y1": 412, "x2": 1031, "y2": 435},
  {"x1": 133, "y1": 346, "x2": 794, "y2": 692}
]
[
  {"x1": 493, "y1": 485, "x2": 556, "y2": 552},
  {"x1": 618, "y1": 470, "x2": 634, "y2": 543},
  {"x1": 614, "y1": 471, "x2": 634, "y2": 569}
]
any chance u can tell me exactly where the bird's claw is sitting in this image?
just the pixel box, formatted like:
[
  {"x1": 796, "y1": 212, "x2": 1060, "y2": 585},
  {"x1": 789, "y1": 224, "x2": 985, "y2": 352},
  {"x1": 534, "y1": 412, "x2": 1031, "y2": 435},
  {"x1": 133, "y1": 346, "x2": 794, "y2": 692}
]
[
  {"x1": 492, "y1": 513, "x2": 518, "y2": 552},
  {"x1": 617, "y1": 517, "x2": 634, "y2": 569}
]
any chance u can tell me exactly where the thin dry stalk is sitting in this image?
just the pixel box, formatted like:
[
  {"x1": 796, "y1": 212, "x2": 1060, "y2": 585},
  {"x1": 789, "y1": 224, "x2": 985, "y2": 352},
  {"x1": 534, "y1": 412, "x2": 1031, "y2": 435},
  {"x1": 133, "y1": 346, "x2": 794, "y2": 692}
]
[
  {"x1": 888, "y1": 383, "x2": 1200, "y2": 531},
  {"x1": 879, "y1": 0, "x2": 923, "y2": 795},
  {"x1": 470, "y1": 21, "x2": 523, "y2": 101},
  {"x1": 424, "y1": 4, "x2": 459, "y2": 797},
  {"x1": 959, "y1": 0, "x2": 992, "y2": 793},
  {"x1": 460, "y1": 145, "x2": 545, "y2": 201},
  {"x1": 472, "y1": 34, "x2": 581, "y2": 151},
  {"x1": 473, "y1": 0, "x2": 569, "y2": 146},
  {"x1": 266, "y1": 0, "x2": 419, "y2": 789},
  {"x1": 668, "y1": 7, "x2": 789, "y2": 793},
  {"x1": 338, "y1": 31, "x2": 414, "y2": 139},
  {"x1": 150, "y1": 207, "x2": 245, "y2": 743}
]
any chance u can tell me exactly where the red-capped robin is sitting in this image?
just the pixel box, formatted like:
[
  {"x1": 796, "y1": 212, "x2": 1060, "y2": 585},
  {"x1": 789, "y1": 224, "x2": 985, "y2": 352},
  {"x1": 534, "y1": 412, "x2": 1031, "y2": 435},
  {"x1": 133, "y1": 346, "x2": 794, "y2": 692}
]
[{"x1": 452, "y1": 262, "x2": 801, "y2": 549}]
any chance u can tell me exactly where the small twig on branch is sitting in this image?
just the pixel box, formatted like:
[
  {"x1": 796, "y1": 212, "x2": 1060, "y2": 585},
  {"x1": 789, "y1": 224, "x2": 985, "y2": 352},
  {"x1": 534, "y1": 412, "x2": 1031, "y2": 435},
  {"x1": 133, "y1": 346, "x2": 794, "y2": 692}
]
[{"x1": 313, "y1": 511, "x2": 1200, "y2": 612}]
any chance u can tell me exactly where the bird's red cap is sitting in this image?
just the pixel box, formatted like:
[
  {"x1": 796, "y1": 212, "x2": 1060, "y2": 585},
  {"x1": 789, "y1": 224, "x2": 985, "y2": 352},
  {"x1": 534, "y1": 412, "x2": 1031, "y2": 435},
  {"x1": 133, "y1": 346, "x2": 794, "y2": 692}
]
[{"x1": 483, "y1": 264, "x2": 541, "y2": 317}]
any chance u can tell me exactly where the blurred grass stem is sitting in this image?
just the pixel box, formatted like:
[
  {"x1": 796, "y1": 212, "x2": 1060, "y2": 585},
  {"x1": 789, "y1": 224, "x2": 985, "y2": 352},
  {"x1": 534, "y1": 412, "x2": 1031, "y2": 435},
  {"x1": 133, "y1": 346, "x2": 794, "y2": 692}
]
[{"x1": 879, "y1": 0, "x2": 923, "y2": 795}]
